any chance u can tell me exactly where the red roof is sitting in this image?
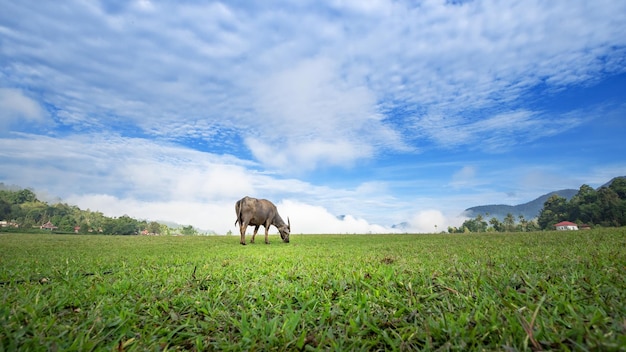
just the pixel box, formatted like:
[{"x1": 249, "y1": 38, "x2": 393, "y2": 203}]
[
  {"x1": 554, "y1": 221, "x2": 577, "y2": 227},
  {"x1": 41, "y1": 221, "x2": 58, "y2": 229}
]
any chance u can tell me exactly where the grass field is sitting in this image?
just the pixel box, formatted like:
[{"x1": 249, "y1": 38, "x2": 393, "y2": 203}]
[{"x1": 1, "y1": 229, "x2": 625, "y2": 351}]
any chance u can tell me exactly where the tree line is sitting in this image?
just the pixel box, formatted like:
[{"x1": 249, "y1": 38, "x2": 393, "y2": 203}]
[
  {"x1": 0, "y1": 187, "x2": 198, "y2": 235},
  {"x1": 537, "y1": 178, "x2": 626, "y2": 228},
  {"x1": 453, "y1": 178, "x2": 626, "y2": 233},
  {"x1": 449, "y1": 213, "x2": 541, "y2": 233}
]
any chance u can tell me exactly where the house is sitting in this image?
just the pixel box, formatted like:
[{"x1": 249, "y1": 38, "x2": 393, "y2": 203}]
[
  {"x1": 40, "y1": 221, "x2": 58, "y2": 230},
  {"x1": 554, "y1": 221, "x2": 578, "y2": 231},
  {"x1": 0, "y1": 220, "x2": 19, "y2": 228}
]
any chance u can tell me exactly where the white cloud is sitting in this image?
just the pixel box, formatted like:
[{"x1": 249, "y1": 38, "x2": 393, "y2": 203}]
[
  {"x1": 417, "y1": 108, "x2": 589, "y2": 151},
  {"x1": 246, "y1": 138, "x2": 373, "y2": 172},
  {"x1": 331, "y1": 0, "x2": 393, "y2": 15},
  {"x1": 279, "y1": 200, "x2": 392, "y2": 234},
  {"x1": 407, "y1": 209, "x2": 448, "y2": 234},
  {"x1": 450, "y1": 166, "x2": 477, "y2": 188},
  {"x1": 134, "y1": 0, "x2": 155, "y2": 12},
  {"x1": 0, "y1": 89, "x2": 47, "y2": 125},
  {"x1": 355, "y1": 181, "x2": 388, "y2": 194},
  {"x1": 3, "y1": 1, "x2": 624, "y2": 165},
  {"x1": 248, "y1": 57, "x2": 401, "y2": 171},
  {"x1": 65, "y1": 194, "x2": 235, "y2": 233},
  {"x1": 0, "y1": 133, "x2": 254, "y2": 201}
]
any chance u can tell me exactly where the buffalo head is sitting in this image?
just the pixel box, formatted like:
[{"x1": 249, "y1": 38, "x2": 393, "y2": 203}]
[{"x1": 279, "y1": 217, "x2": 291, "y2": 243}]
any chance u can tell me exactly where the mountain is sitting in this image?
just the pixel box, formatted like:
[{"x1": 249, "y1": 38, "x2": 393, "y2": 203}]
[
  {"x1": 391, "y1": 222, "x2": 410, "y2": 230},
  {"x1": 464, "y1": 189, "x2": 578, "y2": 220}
]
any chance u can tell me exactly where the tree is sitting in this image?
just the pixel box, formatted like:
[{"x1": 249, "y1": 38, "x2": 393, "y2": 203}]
[
  {"x1": 19, "y1": 202, "x2": 48, "y2": 228},
  {"x1": 569, "y1": 185, "x2": 597, "y2": 223},
  {"x1": 84, "y1": 210, "x2": 106, "y2": 233},
  {"x1": 0, "y1": 187, "x2": 162, "y2": 234},
  {"x1": 608, "y1": 178, "x2": 626, "y2": 226},
  {"x1": 147, "y1": 221, "x2": 161, "y2": 235},
  {"x1": 503, "y1": 213, "x2": 516, "y2": 232},
  {"x1": 536, "y1": 180, "x2": 626, "y2": 228},
  {"x1": 103, "y1": 215, "x2": 141, "y2": 235},
  {"x1": 460, "y1": 216, "x2": 487, "y2": 233},
  {"x1": 596, "y1": 187, "x2": 621, "y2": 227},
  {"x1": 476, "y1": 214, "x2": 487, "y2": 232},
  {"x1": 489, "y1": 217, "x2": 503, "y2": 232},
  {"x1": 609, "y1": 178, "x2": 626, "y2": 199},
  {"x1": 0, "y1": 199, "x2": 12, "y2": 220},
  {"x1": 578, "y1": 202, "x2": 601, "y2": 225},
  {"x1": 48, "y1": 203, "x2": 76, "y2": 231},
  {"x1": 13, "y1": 189, "x2": 38, "y2": 204},
  {"x1": 526, "y1": 219, "x2": 540, "y2": 232},
  {"x1": 160, "y1": 224, "x2": 171, "y2": 236},
  {"x1": 181, "y1": 225, "x2": 197, "y2": 236},
  {"x1": 537, "y1": 195, "x2": 568, "y2": 229},
  {"x1": 516, "y1": 215, "x2": 529, "y2": 232}
]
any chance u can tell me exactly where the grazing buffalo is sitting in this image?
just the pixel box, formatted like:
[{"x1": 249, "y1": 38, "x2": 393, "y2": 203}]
[{"x1": 235, "y1": 196, "x2": 290, "y2": 245}]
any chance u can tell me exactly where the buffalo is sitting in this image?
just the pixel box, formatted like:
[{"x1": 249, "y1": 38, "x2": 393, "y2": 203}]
[{"x1": 235, "y1": 196, "x2": 290, "y2": 245}]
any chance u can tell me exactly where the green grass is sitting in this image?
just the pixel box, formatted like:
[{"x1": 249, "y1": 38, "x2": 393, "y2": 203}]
[{"x1": 1, "y1": 230, "x2": 625, "y2": 351}]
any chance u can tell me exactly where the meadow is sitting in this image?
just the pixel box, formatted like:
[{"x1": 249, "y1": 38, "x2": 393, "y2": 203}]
[{"x1": 1, "y1": 229, "x2": 625, "y2": 351}]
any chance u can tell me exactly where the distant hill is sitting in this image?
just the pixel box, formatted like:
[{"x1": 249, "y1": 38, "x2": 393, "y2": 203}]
[
  {"x1": 391, "y1": 221, "x2": 409, "y2": 231},
  {"x1": 464, "y1": 189, "x2": 578, "y2": 220}
]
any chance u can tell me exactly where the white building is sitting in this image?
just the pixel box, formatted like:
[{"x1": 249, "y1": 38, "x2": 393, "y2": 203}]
[{"x1": 554, "y1": 221, "x2": 578, "y2": 231}]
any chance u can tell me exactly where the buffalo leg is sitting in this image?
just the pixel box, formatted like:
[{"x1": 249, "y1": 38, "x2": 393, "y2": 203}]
[
  {"x1": 251, "y1": 225, "x2": 260, "y2": 243},
  {"x1": 239, "y1": 223, "x2": 247, "y2": 245},
  {"x1": 265, "y1": 227, "x2": 270, "y2": 244}
]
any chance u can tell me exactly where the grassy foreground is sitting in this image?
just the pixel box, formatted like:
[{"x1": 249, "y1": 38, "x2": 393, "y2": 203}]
[{"x1": 1, "y1": 230, "x2": 625, "y2": 351}]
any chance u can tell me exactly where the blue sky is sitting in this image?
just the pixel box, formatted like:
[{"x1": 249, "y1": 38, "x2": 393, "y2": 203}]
[{"x1": 1, "y1": 0, "x2": 625, "y2": 233}]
